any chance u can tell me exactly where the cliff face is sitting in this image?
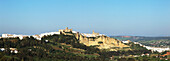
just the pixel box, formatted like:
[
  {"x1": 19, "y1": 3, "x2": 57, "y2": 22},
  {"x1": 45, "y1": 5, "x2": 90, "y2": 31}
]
[{"x1": 75, "y1": 31, "x2": 129, "y2": 50}]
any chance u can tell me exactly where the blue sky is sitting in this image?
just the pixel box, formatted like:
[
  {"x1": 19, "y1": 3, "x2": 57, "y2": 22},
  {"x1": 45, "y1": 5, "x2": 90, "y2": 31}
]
[{"x1": 0, "y1": 0, "x2": 170, "y2": 36}]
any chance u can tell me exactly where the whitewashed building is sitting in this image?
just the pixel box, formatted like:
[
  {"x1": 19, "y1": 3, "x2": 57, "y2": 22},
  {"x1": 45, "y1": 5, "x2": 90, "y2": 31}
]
[{"x1": 2, "y1": 34, "x2": 29, "y2": 40}]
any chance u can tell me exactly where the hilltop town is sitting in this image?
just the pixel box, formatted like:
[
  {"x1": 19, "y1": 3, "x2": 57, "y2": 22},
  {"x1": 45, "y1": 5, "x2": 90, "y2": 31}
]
[
  {"x1": 0, "y1": 27, "x2": 170, "y2": 61},
  {"x1": 1, "y1": 27, "x2": 169, "y2": 52},
  {"x1": 1, "y1": 27, "x2": 129, "y2": 51}
]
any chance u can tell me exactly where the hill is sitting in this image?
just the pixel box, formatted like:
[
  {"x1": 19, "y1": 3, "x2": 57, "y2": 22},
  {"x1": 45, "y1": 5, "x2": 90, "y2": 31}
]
[
  {"x1": 0, "y1": 34, "x2": 104, "y2": 61},
  {"x1": 0, "y1": 28, "x2": 154, "y2": 61},
  {"x1": 0, "y1": 34, "x2": 153, "y2": 61}
]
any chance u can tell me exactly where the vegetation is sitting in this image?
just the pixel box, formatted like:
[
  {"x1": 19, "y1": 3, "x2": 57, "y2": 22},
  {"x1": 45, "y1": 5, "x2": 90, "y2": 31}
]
[
  {"x1": 99, "y1": 42, "x2": 152, "y2": 59},
  {"x1": 0, "y1": 34, "x2": 161, "y2": 61},
  {"x1": 0, "y1": 34, "x2": 102, "y2": 61}
]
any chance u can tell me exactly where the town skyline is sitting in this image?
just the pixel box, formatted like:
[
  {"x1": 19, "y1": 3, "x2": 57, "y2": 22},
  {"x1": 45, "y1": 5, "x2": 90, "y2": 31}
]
[{"x1": 1, "y1": 27, "x2": 170, "y2": 37}]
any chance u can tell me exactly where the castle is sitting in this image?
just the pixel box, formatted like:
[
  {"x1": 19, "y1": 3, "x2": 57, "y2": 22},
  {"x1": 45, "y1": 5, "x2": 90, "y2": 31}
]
[
  {"x1": 58, "y1": 27, "x2": 129, "y2": 50},
  {"x1": 59, "y1": 27, "x2": 72, "y2": 33}
]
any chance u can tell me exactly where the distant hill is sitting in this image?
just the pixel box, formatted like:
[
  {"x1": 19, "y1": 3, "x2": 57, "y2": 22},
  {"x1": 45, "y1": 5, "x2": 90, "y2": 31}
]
[
  {"x1": 110, "y1": 36, "x2": 170, "y2": 47},
  {"x1": 110, "y1": 36, "x2": 170, "y2": 41}
]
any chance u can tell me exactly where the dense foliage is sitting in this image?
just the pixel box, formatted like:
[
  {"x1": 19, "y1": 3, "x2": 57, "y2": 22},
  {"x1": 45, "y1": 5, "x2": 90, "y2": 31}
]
[{"x1": 0, "y1": 34, "x2": 103, "y2": 61}]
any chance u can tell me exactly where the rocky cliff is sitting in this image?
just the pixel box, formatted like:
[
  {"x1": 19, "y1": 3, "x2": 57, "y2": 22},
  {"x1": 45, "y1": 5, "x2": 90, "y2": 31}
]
[{"x1": 75, "y1": 30, "x2": 129, "y2": 51}]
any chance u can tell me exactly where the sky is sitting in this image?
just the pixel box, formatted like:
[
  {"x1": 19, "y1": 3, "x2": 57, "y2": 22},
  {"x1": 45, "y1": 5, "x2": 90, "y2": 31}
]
[{"x1": 0, "y1": 0, "x2": 170, "y2": 36}]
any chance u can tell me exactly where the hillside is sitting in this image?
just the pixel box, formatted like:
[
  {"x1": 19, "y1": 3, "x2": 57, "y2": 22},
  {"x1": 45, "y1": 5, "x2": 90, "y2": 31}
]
[
  {"x1": 0, "y1": 34, "x2": 154, "y2": 61},
  {"x1": 0, "y1": 28, "x2": 154, "y2": 61},
  {"x1": 0, "y1": 34, "x2": 103, "y2": 61},
  {"x1": 0, "y1": 27, "x2": 129, "y2": 51}
]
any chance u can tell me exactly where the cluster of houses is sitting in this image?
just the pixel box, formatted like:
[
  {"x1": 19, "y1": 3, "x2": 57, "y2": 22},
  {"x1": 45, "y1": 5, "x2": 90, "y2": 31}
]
[
  {"x1": 81, "y1": 30, "x2": 104, "y2": 37},
  {"x1": 134, "y1": 42, "x2": 170, "y2": 53},
  {"x1": 0, "y1": 32, "x2": 62, "y2": 40},
  {"x1": 32, "y1": 32, "x2": 61, "y2": 40},
  {"x1": 0, "y1": 27, "x2": 77, "y2": 40},
  {"x1": 1, "y1": 34, "x2": 29, "y2": 40},
  {"x1": 122, "y1": 40, "x2": 170, "y2": 53}
]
